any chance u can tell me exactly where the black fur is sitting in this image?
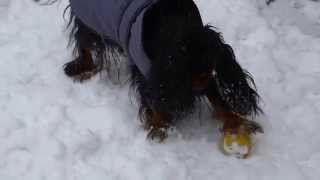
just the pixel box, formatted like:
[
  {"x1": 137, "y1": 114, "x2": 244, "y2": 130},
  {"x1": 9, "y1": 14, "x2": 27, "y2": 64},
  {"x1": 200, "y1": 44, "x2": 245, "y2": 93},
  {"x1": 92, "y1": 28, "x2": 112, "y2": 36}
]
[
  {"x1": 63, "y1": 0, "x2": 262, "y2": 136},
  {"x1": 135, "y1": 0, "x2": 261, "y2": 121},
  {"x1": 137, "y1": 0, "x2": 204, "y2": 120}
]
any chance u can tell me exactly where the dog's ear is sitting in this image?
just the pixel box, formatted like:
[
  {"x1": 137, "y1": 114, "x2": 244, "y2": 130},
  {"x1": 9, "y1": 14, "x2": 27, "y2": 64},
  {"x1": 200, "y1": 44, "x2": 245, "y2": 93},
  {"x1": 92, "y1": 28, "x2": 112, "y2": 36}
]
[{"x1": 203, "y1": 26, "x2": 262, "y2": 116}]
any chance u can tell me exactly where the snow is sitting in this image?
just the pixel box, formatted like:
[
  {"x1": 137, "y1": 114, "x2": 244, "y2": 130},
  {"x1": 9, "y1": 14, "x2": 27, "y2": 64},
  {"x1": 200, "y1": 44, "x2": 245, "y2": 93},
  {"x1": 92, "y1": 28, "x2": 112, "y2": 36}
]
[{"x1": 1, "y1": 0, "x2": 320, "y2": 179}]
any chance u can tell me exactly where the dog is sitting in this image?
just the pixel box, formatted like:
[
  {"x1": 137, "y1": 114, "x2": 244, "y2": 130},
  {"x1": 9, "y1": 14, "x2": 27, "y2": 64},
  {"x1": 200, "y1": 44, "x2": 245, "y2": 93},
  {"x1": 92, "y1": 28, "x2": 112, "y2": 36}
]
[{"x1": 59, "y1": 0, "x2": 263, "y2": 156}]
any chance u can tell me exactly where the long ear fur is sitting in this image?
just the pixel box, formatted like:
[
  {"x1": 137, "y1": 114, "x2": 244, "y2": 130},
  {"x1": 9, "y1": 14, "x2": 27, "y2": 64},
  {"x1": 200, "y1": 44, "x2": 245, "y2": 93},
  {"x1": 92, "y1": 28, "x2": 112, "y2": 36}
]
[{"x1": 204, "y1": 26, "x2": 262, "y2": 116}]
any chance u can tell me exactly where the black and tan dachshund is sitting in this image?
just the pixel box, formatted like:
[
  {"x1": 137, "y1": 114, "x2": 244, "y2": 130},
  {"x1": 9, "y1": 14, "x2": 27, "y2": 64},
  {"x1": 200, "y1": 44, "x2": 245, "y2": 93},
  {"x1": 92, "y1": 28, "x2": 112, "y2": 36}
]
[{"x1": 39, "y1": 0, "x2": 264, "y2": 156}]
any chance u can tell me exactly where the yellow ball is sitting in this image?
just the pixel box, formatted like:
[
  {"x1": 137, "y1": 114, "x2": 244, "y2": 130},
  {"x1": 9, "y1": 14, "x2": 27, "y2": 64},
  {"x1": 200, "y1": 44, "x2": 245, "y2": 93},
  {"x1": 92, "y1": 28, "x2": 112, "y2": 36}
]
[{"x1": 222, "y1": 132, "x2": 252, "y2": 158}]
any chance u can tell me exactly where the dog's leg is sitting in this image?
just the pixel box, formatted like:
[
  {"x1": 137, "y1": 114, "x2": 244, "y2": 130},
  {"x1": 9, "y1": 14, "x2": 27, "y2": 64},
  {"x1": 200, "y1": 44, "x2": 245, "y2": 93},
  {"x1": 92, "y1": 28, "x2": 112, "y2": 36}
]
[
  {"x1": 143, "y1": 108, "x2": 172, "y2": 142},
  {"x1": 130, "y1": 65, "x2": 172, "y2": 142},
  {"x1": 207, "y1": 96, "x2": 263, "y2": 134},
  {"x1": 130, "y1": 65, "x2": 173, "y2": 142},
  {"x1": 64, "y1": 19, "x2": 103, "y2": 82},
  {"x1": 64, "y1": 48, "x2": 99, "y2": 82},
  {"x1": 205, "y1": 80, "x2": 263, "y2": 134}
]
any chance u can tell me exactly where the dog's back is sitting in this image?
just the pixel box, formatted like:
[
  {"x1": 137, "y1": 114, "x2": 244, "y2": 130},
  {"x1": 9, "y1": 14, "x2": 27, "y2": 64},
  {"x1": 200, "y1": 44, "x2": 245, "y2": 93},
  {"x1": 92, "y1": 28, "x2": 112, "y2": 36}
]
[{"x1": 70, "y1": 0, "x2": 156, "y2": 48}]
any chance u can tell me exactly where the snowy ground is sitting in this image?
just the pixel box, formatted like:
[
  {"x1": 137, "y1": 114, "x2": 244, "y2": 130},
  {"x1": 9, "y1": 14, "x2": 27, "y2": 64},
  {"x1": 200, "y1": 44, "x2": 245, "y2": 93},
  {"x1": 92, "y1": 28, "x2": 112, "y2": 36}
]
[{"x1": 1, "y1": 0, "x2": 320, "y2": 179}]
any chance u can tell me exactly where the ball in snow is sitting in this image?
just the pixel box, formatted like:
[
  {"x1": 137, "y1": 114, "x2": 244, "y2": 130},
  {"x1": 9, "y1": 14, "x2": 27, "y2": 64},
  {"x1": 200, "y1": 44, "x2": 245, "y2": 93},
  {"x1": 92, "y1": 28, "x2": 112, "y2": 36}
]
[{"x1": 221, "y1": 132, "x2": 252, "y2": 159}]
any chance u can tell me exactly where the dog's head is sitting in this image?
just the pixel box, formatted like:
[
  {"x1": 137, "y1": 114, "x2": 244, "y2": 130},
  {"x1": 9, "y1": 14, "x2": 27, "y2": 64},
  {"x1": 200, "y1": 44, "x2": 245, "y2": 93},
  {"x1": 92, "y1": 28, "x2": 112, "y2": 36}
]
[
  {"x1": 143, "y1": 24, "x2": 261, "y2": 118},
  {"x1": 142, "y1": 1, "x2": 261, "y2": 117}
]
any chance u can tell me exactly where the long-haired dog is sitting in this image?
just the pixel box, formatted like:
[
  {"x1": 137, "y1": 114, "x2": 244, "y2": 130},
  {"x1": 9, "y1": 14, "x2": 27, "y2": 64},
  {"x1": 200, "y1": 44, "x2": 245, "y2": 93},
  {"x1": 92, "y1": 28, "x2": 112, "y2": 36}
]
[{"x1": 45, "y1": 0, "x2": 264, "y2": 156}]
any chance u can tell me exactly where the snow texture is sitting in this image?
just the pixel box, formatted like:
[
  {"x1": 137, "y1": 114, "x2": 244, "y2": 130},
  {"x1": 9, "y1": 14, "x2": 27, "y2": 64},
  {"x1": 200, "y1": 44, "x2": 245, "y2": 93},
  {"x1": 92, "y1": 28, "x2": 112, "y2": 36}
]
[{"x1": 0, "y1": 0, "x2": 320, "y2": 179}]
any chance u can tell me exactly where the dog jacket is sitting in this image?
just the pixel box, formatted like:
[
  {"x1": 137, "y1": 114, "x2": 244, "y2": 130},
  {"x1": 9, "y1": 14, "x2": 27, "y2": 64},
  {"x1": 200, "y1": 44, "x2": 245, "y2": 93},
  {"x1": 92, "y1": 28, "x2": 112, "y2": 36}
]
[{"x1": 69, "y1": 0, "x2": 158, "y2": 77}]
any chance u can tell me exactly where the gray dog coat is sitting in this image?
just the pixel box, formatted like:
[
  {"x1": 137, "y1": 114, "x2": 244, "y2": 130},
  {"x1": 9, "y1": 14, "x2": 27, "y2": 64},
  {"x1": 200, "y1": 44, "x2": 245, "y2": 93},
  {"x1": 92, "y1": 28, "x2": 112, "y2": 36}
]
[{"x1": 69, "y1": 0, "x2": 159, "y2": 77}]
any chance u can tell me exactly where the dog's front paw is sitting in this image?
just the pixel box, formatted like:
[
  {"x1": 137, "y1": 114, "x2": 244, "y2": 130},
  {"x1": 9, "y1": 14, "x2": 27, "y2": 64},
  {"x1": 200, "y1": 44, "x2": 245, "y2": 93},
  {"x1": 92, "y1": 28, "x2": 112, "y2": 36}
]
[
  {"x1": 147, "y1": 127, "x2": 168, "y2": 143},
  {"x1": 64, "y1": 57, "x2": 98, "y2": 82}
]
